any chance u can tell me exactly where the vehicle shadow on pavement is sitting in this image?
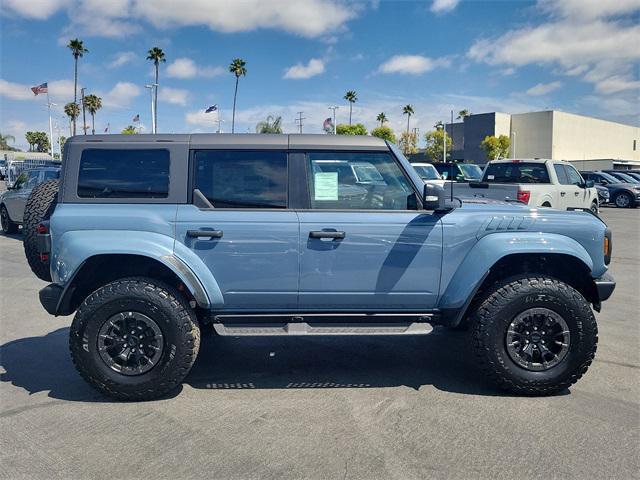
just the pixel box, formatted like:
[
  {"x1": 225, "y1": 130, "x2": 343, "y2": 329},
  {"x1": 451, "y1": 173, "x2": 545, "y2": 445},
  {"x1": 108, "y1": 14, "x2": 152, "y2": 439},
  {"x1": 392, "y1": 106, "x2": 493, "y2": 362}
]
[
  {"x1": 0, "y1": 327, "x2": 181, "y2": 403},
  {"x1": 0, "y1": 327, "x2": 569, "y2": 401},
  {"x1": 0, "y1": 232, "x2": 23, "y2": 241},
  {"x1": 185, "y1": 327, "x2": 531, "y2": 396}
]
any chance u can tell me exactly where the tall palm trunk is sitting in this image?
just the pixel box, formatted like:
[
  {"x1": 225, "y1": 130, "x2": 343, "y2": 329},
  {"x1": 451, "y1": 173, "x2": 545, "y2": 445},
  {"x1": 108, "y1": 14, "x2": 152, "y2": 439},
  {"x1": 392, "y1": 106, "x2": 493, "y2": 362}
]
[
  {"x1": 406, "y1": 115, "x2": 410, "y2": 134},
  {"x1": 73, "y1": 57, "x2": 78, "y2": 136},
  {"x1": 91, "y1": 113, "x2": 95, "y2": 135},
  {"x1": 349, "y1": 104, "x2": 352, "y2": 125},
  {"x1": 232, "y1": 76, "x2": 239, "y2": 133},
  {"x1": 154, "y1": 65, "x2": 159, "y2": 132}
]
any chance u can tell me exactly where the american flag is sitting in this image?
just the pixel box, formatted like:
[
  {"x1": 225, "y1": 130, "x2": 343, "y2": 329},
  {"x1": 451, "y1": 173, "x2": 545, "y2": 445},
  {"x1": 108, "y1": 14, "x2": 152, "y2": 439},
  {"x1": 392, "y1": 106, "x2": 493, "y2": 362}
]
[
  {"x1": 205, "y1": 104, "x2": 218, "y2": 113},
  {"x1": 104, "y1": 123, "x2": 110, "y2": 133},
  {"x1": 323, "y1": 117, "x2": 334, "y2": 133},
  {"x1": 31, "y1": 82, "x2": 48, "y2": 95},
  {"x1": 132, "y1": 114, "x2": 140, "y2": 122}
]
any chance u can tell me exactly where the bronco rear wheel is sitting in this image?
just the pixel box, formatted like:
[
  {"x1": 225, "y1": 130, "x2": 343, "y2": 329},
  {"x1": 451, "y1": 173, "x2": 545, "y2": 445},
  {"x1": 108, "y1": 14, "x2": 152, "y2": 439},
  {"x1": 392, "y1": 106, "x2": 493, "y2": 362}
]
[
  {"x1": 470, "y1": 275, "x2": 597, "y2": 395},
  {"x1": 23, "y1": 179, "x2": 59, "y2": 281},
  {"x1": 69, "y1": 277, "x2": 200, "y2": 400}
]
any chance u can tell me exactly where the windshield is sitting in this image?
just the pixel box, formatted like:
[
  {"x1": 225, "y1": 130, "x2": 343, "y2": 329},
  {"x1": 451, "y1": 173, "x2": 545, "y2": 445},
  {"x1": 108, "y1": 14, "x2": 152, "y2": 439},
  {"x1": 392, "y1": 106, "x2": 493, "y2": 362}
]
[
  {"x1": 611, "y1": 172, "x2": 640, "y2": 184},
  {"x1": 413, "y1": 164, "x2": 441, "y2": 180},
  {"x1": 351, "y1": 163, "x2": 385, "y2": 183},
  {"x1": 597, "y1": 172, "x2": 620, "y2": 183},
  {"x1": 459, "y1": 164, "x2": 483, "y2": 180},
  {"x1": 483, "y1": 162, "x2": 550, "y2": 184}
]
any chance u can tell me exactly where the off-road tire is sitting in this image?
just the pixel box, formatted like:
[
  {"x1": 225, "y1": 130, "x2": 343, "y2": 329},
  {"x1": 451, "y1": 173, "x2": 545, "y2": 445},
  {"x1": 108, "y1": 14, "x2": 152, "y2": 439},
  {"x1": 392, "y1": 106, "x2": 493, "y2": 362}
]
[
  {"x1": 23, "y1": 179, "x2": 59, "y2": 281},
  {"x1": 69, "y1": 277, "x2": 200, "y2": 401},
  {"x1": 0, "y1": 204, "x2": 18, "y2": 234},
  {"x1": 590, "y1": 201, "x2": 599, "y2": 215},
  {"x1": 471, "y1": 275, "x2": 598, "y2": 396}
]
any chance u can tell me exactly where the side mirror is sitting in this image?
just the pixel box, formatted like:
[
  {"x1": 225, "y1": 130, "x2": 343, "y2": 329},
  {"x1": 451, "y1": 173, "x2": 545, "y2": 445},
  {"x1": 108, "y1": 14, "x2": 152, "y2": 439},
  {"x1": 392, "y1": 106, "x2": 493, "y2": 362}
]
[
  {"x1": 423, "y1": 183, "x2": 447, "y2": 211},
  {"x1": 584, "y1": 179, "x2": 595, "y2": 188}
]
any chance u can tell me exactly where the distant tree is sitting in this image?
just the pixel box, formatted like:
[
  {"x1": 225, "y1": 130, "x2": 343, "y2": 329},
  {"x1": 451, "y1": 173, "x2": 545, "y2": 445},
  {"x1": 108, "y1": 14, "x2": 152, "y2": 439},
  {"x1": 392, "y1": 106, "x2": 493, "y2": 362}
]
[
  {"x1": 344, "y1": 90, "x2": 357, "y2": 125},
  {"x1": 32, "y1": 131, "x2": 50, "y2": 152},
  {"x1": 83, "y1": 94, "x2": 102, "y2": 135},
  {"x1": 64, "y1": 102, "x2": 80, "y2": 136},
  {"x1": 480, "y1": 135, "x2": 510, "y2": 160},
  {"x1": 25, "y1": 132, "x2": 36, "y2": 151},
  {"x1": 58, "y1": 136, "x2": 67, "y2": 157},
  {"x1": 67, "y1": 38, "x2": 88, "y2": 135},
  {"x1": 424, "y1": 129, "x2": 453, "y2": 162},
  {"x1": 398, "y1": 131, "x2": 418, "y2": 156},
  {"x1": 336, "y1": 123, "x2": 367, "y2": 135},
  {"x1": 121, "y1": 125, "x2": 138, "y2": 134},
  {"x1": 229, "y1": 58, "x2": 247, "y2": 133},
  {"x1": 434, "y1": 120, "x2": 443, "y2": 130},
  {"x1": 256, "y1": 115, "x2": 283, "y2": 134},
  {"x1": 371, "y1": 125, "x2": 396, "y2": 143},
  {"x1": 376, "y1": 112, "x2": 388, "y2": 127},
  {"x1": 402, "y1": 104, "x2": 414, "y2": 134},
  {"x1": 0, "y1": 133, "x2": 16, "y2": 150},
  {"x1": 457, "y1": 109, "x2": 471, "y2": 120},
  {"x1": 146, "y1": 47, "x2": 166, "y2": 131}
]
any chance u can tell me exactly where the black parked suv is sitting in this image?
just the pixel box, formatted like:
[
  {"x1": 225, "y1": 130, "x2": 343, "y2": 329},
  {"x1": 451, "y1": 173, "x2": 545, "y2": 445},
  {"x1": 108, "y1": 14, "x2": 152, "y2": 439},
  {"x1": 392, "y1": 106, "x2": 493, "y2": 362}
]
[{"x1": 581, "y1": 171, "x2": 640, "y2": 208}]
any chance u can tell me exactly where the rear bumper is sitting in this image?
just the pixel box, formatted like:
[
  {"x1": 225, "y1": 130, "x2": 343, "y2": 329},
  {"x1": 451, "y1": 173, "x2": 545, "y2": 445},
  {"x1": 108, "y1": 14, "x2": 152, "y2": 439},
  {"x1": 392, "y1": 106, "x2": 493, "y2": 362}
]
[
  {"x1": 594, "y1": 272, "x2": 616, "y2": 302},
  {"x1": 39, "y1": 283, "x2": 63, "y2": 315}
]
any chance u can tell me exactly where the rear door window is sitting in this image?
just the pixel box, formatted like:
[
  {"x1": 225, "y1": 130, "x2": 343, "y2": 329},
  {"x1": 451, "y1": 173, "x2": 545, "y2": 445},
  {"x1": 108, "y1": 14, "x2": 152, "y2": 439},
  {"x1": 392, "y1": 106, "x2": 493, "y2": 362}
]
[
  {"x1": 78, "y1": 149, "x2": 170, "y2": 198},
  {"x1": 553, "y1": 164, "x2": 569, "y2": 184},
  {"x1": 193, "y1": 150, "x2": 288, "y2": 208},
  {"x1": 483, "y1": 162, "x2": 550, "y2": 184}
]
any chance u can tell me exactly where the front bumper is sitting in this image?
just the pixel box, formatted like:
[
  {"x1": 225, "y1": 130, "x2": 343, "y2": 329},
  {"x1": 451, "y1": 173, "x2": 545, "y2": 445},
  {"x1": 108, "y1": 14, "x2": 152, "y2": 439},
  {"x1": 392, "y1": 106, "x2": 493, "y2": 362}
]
[
  {"x1": 594, "y1": 272, "x2": 616, "y2": 302},
  {"x1": 39, "y1": 283, "x2": 63, "y2": 315}
]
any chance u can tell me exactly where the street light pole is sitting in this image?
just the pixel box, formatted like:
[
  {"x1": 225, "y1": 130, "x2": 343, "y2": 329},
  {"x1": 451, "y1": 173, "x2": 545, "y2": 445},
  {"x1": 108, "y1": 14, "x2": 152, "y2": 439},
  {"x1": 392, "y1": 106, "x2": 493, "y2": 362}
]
[
  {"x1": 145, "y1": 84, "x2": 157, "y2": 133},
  {"x1": 328, "y1": 106, "x2": 339, "y2": 134},
  {"x1": 46, "y1": 92, "x2": 55, "y2": 156}
]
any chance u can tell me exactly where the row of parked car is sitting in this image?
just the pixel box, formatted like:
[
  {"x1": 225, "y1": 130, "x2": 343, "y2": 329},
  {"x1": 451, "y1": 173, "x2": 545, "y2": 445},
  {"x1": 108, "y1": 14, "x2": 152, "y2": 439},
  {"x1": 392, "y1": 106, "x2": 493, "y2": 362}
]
[{"x1": 411, "y1": 160, "x2": 640, "y2": 211}]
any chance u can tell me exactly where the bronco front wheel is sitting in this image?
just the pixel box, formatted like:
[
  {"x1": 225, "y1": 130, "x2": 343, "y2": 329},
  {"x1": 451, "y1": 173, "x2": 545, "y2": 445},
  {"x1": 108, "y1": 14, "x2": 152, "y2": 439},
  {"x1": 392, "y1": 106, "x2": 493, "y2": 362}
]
[
  {"x1": 471, "y1": 275, "x2": 598, "y2": 395},
  {"x1": 69, "y1": 277, "x2": 200, "y2": 400}
]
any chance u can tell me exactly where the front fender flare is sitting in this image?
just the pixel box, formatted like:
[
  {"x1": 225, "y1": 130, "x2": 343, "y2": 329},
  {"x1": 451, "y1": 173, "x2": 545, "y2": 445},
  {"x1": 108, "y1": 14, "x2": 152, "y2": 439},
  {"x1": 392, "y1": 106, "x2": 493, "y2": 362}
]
[{"x1": 438, "y1": 232, "x2": 593, "y2": 318}]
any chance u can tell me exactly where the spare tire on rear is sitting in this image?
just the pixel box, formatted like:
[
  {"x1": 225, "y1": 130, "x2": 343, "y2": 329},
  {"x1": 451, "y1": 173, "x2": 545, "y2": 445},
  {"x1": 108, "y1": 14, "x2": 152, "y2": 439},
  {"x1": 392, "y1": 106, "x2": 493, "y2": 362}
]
[{"x1": 23, "y1": 179, "x2": 59, "y2": 282}]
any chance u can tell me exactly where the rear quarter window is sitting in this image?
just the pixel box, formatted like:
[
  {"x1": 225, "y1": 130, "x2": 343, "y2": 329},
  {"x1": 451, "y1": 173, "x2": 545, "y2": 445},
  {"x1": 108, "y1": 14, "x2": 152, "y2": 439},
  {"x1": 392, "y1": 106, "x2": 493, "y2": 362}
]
[
  {"x1": 484, "y1": 162, "x2": 550, "y2": 184},
  {"x1": 77, "y1": 149, "x2": 170, "y2": 198}
]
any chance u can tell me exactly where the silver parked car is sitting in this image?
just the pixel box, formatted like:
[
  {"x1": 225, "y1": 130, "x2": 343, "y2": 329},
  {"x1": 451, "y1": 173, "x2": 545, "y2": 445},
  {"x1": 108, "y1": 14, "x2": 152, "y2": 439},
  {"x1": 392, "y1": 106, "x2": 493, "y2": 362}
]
[{"x1": 1, "y1": 167, "x2": 60, "y2": 233}]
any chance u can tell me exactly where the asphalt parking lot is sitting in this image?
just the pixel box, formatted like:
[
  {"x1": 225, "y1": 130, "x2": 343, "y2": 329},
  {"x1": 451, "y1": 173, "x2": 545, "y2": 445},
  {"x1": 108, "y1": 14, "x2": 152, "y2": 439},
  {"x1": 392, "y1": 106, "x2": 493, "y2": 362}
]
[{"x1": 0, "y1": 206, "x2": 638, "y2": 480}]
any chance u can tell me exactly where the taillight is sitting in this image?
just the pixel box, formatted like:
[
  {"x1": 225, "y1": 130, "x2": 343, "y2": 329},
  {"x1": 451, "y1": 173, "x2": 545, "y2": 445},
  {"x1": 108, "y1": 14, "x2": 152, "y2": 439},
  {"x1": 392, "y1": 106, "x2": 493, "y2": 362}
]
[
  {"x1": 37, "y1": 223, "x2": 48, "y2": 234},
  {"x1": 517, "y1": 189, "x2": 531, "y2": 204},
  {"x1": 40, "y1": 253, "x2": 49, "y2": 262}
]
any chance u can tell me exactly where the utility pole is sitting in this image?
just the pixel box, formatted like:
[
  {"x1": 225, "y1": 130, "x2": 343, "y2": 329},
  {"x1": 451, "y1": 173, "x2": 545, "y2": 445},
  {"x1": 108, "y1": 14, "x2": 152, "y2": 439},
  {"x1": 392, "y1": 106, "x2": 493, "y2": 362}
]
[
  {"x1": 80, "y1": 88, "x2": 87, "y2": 135},
  {"x1": 328, "y1": 106, "x2": 339, "y2": 134},
  {"x1": 295, "y1": 111, "x2": 305, "y2": 134}
]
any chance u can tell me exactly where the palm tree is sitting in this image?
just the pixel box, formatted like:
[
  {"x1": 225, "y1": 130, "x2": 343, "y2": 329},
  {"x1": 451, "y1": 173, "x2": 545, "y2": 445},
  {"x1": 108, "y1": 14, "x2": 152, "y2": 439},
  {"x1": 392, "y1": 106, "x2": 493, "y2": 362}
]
[
  {"x1": 256, "y1": 115, "x2": 283, "y2": 134},
  {"x1": 84, "y1": 94, "x2": 102, "y2": 135},
  {"x1": 0, "y1": 133, "x2": 16, "y2": 150},
  {"x1": 64, "y1": 102, "x2": 80, "y2": 137},
  {"x1": 434, "y1": 120, "x2": 444, "y2": 130},
  {"x1": 403, "y1": 104, "x2": 414, "y2": 134},
  {"x1": 344, "y1": 90, "x2": 357, "y2": 125},
  {"x1": 376, "y1": 112, "x2": 388, "y2": 127},
  {"x1": 67, "y1": 38, "x2": 88, "y2": 136},
  {"x1": 25, "y1": 132, "x2": 35, "y2": 151},
  {"x1": 147, "y1": 47, "x2": 166, "y2": 132},
  {"x1": 229, "y1": 58, "x2": 247, "y2": 134},
  {"x1": 457, "y1": 109, "x2": 471, "y2": 120},
  {"x1": 121, "y1": 125, "x2": 138, "y2": 135}
]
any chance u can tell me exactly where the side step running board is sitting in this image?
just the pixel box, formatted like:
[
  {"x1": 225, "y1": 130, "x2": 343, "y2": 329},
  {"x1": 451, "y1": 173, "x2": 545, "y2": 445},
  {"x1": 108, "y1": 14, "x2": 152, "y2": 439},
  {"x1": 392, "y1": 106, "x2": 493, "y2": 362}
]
[{"x1": 213, "y1": 321, "x2": 434, "y2": 337}]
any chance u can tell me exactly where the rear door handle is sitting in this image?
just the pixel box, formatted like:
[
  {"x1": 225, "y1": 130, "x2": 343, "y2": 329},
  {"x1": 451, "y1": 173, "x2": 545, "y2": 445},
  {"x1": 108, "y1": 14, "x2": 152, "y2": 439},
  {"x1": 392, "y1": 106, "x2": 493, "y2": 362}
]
[
  {"x1": 309, "y1": 230, "x2": 346, "y2": 240},
  {"x1": 560, "y1": 192, "x2": 566, "y2": 197},
  {"x1": 187, "y1": 229, "x2": 223, "y2": 238},
  {"x1": 574, "y1": 191, "x2": 580, "y2": 196}
]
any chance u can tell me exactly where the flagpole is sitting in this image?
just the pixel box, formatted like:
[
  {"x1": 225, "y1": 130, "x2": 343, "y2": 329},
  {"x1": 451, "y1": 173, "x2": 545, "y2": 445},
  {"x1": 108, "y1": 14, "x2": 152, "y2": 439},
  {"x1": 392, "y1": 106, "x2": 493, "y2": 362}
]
[{"x1": 47, "y1": 91, "x2": 54, "y2": 156}]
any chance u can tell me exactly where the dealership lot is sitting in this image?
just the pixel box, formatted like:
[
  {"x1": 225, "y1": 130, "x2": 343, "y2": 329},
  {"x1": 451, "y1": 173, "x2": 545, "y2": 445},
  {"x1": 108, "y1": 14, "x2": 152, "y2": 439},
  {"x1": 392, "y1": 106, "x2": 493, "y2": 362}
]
[{"x1": 0, "y1": 207, "x2": 638, "y2": 479}]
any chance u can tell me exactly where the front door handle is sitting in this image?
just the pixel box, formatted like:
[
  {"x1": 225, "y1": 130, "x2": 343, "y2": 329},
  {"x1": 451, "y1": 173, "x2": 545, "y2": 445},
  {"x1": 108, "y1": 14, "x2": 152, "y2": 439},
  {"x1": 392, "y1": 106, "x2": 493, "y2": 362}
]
[
  {"x1": 187, "y1": 229, "x2": 223, "y2": 238},
  {"x1": 574, "y1": 191, "x2": 580, "y2": 196},
  {"x1": 560, "y1": 192, "x2": 566, "y2": 197},
  {"x1": 309, "y1": 230, "x2": 346, "y2": 240}
]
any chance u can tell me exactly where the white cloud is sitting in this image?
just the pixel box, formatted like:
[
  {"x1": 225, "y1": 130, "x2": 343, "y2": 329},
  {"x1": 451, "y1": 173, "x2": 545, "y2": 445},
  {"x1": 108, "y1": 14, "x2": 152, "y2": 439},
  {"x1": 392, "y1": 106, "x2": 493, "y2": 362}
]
[
  {"x1": 525, "y1": 81, "x2": 562, "y2": 96},
  {"x1": 283, "y1": 58, "x2": 325, "y2": 79},
  {"x1": 430, "y1": 0, "x2": 460, "y2": 14},
  {"x1": 0, "y1": 79, "x2": 76, "y2": 102},
  {"x1": 185, "y1": 109, "x2": 220, "y2": 129},
  {"x1": 467, "y1": 0, "x2": 640, "y2": 102},
  {"x1": 108, "y1": 51, "x2": 136, "y2": 68},
  {"x1": 134, "y1": 0, "x2": 356, "y2": 38},
  {"x1": 166, "y1": 58, "x2": 224, "y2": 79},
  {"x1": 101, "y1": 82, "x2": 141, "y2": 108},
  {"x1": 160, "y1": 87, "x2": 188, "y2": 106},
  {"x1": 378, "y1": 55, "x2": 451, "y2": 75},
  {"x1": 2, "y1": 0, "x2": 70, "y2": 20}
]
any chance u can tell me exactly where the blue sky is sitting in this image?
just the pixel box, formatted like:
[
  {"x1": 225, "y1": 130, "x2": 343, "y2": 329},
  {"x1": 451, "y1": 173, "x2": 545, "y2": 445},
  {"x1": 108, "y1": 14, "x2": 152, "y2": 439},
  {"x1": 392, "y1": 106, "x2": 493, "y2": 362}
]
[{"x1": 1, "y1": 0, "x2": 638, "y2": 151}]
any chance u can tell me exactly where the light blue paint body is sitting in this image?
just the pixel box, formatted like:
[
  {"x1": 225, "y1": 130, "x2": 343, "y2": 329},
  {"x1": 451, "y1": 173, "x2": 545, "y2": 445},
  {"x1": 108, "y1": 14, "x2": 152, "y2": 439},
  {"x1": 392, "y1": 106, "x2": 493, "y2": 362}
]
[{"x1": 49, "y1": 196, "x2": 608, "y2": 317}]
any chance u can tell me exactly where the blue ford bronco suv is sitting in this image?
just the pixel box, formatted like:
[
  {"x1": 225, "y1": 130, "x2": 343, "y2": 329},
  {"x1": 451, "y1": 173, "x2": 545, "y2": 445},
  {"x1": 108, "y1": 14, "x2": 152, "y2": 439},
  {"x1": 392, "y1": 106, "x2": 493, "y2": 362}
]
[{"x1": 25, "y1": 134, "x2": 615, "y2": 400}]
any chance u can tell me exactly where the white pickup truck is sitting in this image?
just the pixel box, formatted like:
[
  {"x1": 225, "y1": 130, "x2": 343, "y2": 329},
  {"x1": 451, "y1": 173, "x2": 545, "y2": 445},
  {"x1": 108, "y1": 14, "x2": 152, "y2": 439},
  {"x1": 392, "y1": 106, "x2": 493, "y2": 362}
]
[{"x1": 454, "y1": 159, "x2": 599, "y2": 214}]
